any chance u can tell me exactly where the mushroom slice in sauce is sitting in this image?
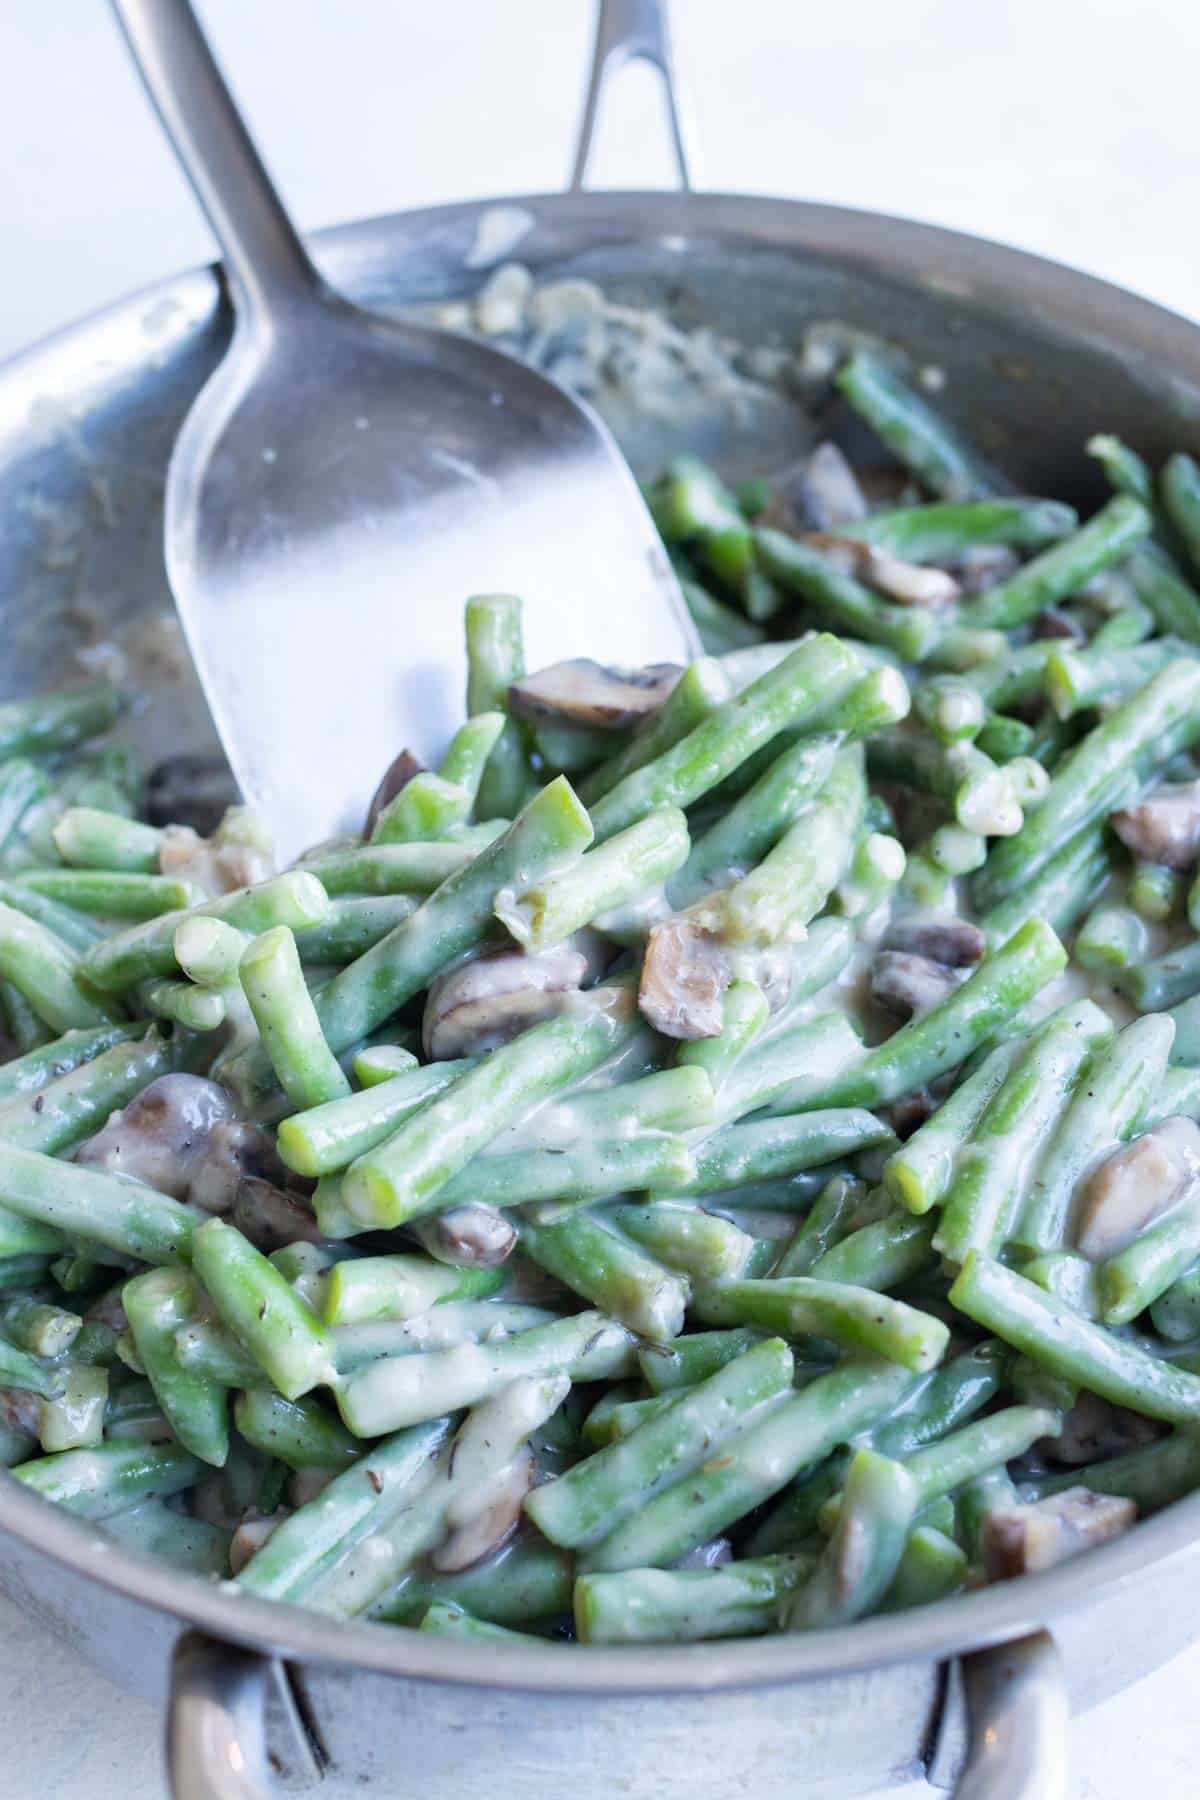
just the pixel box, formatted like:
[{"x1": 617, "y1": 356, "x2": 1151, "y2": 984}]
[
  {"x1": 187, "y1": 1120, "x2": 290, "y2": 1217},
  {"x1": 1041, "y1": 1392, "x2": 1162, "y2": 1467},
  {"x1": 431, "y1": 1447, "x2": 535, "y2": 1573},
  {"x1": 1074, "y1": 1117, "x2": 1200, "y2": 1262},
  {"x1": 363, "y1": 747, "x2": 427, "y2": 838},
  {"x1": 806, "y1": 534, "x2": 961, "y2": 608},
  {"x1": 761, "y1": 442, "x2": 870, "y2": 533},
  {"x1": 882, "y1": 915, "x2": 986, "y2": 968},
  {"x1": 157, "y1": 806, "x2": 275, "y2": 897},
  {"x1": 74, "y1": 1074, "x2": 240, "y2": 1200},
  {"x1": 233, "y1": 1177, "x2": 329, "y2": 1252},
  {"x1": 423, "y1": 939, "x2": 599, "y2": 1060},
  {"x1": 639, "y1": 915, "x2": 731, "y2": 1040},
  {"x1": 1031, "y1": 604, "x2": 1085, "y2": 642},
  {"x1": 508, "y1": 659, "x2": 681, "y2": 730},
  {"x1": 1111, "y1": 781, "x2": 1200, "y2": 870},
  {"x1": 870, "y1": 950, "x2": 965, "y2": 1020},
  {"x1": 411, "y1": 1204, "x2": 517, "y2": 1269},
  {"x1": 230, "y1": 1508, "x2": 291, "y2": 1576},
  {"x1": 982, "y1": 1487, "x2": 1136, "y2": 1580},
  {"x1": 955, "y1": 544, "x2": 1021, "y2": 596}
]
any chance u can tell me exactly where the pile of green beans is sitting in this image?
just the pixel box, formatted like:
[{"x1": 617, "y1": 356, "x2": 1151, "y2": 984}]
[{"x1": 6, "y1": 358, "x2": 1200, "y2": 1650}]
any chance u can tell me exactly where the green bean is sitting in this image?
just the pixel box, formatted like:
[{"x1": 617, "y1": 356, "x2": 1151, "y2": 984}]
[
  {"x1": 342, "y1": 990, "x2": 634, "y2": 1227},
  {"x1": 934, "y1": 1000, "x2": 1113, "y2": 1264},
  {"x1": 371, "y1": 772, "x2": 474, "y2": 845},
  {"x1": 1022, "y1": 1251, "x2": 1102, "y2": 1318},
  {"x1": 1075, "y1": 905, "x2": 1148, "y2": 974},
  {"x1": 123, "y1": 1268, "x2": 228, "y2": 1466},
  {"x1": 13, "y1": 1439, "x2": 201, "y2": 1518},
  {"x1": 581, "y1": 1392, "x2": 678, "y2": 1447},
  {"x1": 299, "y1": 842, "x2": 476, "y2": 896},
  {"x1": 1086, "y1": 434, "x2": 1154, "y2": 506},
  {"x1": 496, "y1": 807, "x2": 689, "y2": 950},
  {"x1": 843, "y1": 497, "x2": 1076, "y2": 561},
  {"x1": 681, "y1": 578, "x2": 766, "y2": 653},
  {"x1": 950, "y1": 1252, "x2": 1200, "y2": 1422},
  {"x1": 663, "y1": 1109, "x2": 891, "y2": 1197},
  {"x1": 667, "y1": 735, "x2": 842, "y2": 911},
  {"x1": 239, "y1": 927, "x2": 350, "y2": 1110},
  {"x1": 0, "y1": 683, "x2": 121, "y2": 761},
  {"x1": 810, "y1": 1211, "x2": 936, "y2": 1292},
  {"x1": 958, "y1": 496, "x2": 1151, "y2": 630},
  {"x1": 699, "y1": 746, "x2": 865, "y2": 946},
  {"x1": 16, "y1": 869, "x2": 201, "y2": 921},
  {"x1": 836, "y1": 353, "x2": 1001, "y2": 500},
  {"x1": 867, "y1": 729, "x2": 1022, "y2": 837},
  {"x1": 321, "y1": 1255, "x2": 501, "y2": 1326},
  {"x1": 1031, "y1": 1429, "x2": 1200, "y2": 1516},
  {"x1": 611, "y1": 1201, "x2": 754, "y2": 1285},
  {"x1": 52, "y1": 807, "x2": 161, "y2": 873},
  {"x1": 879, "y1": 1525, "x2": 967, "y2": 1612},
  {"x1": 754, "y1": 530, "x2": 940, "y2": 661},
  {"x1": 370, "y1": 1535, "x2": 573, "y2": 1627},
  {"x1": 1129, "y1": 860, "x2": 1183, "y2": 924},
  {"x1": 694, "y1": 1276, "x2": 949, "y2": 1372},
  {"x1": 1099, "y1": 1195, "x2": 1200, "y2": 1326},
  {"x1": 0, "y1": 1141, "x2": 195, "y2": 1265},
  {"x1": 1128, "y1": 547, "x2": 1200, "y2": 646},
  {"x1": 233, "y1": 1388, "x2": 362, "y2": 1470},
  {"x1": 580, "y1": 1359, "x2": 915, "y2": 1573},
  {"x1": 637, "y1": 1327, "x2": 763, "y2": 1393},
  {"x1": 528, "y1": 1338, "x2": 793, "y2": 1549},
  {"x1": 81, "y1": 870, "x2": 331, "y2": 992},
  {"x1": 1150, "y1": 1262, "x2": 1200, "y2": 1342},
  {"x1": 580, "y1": 659, "x2": 731, "y2": 806},
  {"x1": 976, "y1": 660, "x2": 1200, "y2": 906},
  {"x1": 0, "y1": 904, "x2": 116, "y2": 1032},
  {"x1": 276, "y1": 1059, "x2": 474, "y2": 1178},
  {"x1": 0, "y1": 1295, "x2": 80, "y2": 1358},
  {"x1": 518, "y1": 1207, "x2": 689, "y2": 1341},
  {"x1": 648, "y1": 458, "x2": 755, "y2": 591},
  {"x1": 1119, "y1": 939, "x2": 1200, "y2": 1012},
  {"x1": 773, "y1": 1174, "x2": 869, "y2": 1277},
  {"x1": 191, "y1": 1217, "x2": 336, "y2": 1401},
  {"x1": 0, "y1": 879, "x2": 106, "y2": 952},
  {"x1": 869, "y1": 1343, "x2": 1010, "y2": 1460},
  {"x1": 589, "y1": 635, "x2": 860, "y2": 841},
  {"x1": 352, "y1": 1042, "x2": 420, "y2": 1088},
  {"x1": 884, "y1": 1039, "x2": 1023, "y2": 1216},
  {"x1": 675, "y1": 981, "x2": 768, "y2": 1094},
  {"x1": 576, "y1": 1553, "x2": 814, "y2": 1645},
  {"x1": 228, "y1": 780, "x2": 594, "y2": 1107},
  {"x1": 979, "y1": 827, "x2": 1109, "y2": 950},
  {"x1": 1161, "y1": 452, "x2": 1200, "y2": 582},
  {"x1": 465, "y1": 594, "x2": 534, "y2": 818},
  {"x1": 0, "y1": 1029, "x2": 176, "y2": 1156},
  {"x1": 139, "y1": 978, "x2": 227, "y2": 1032},
  {"x1": 786, "y1": 1449, "x2": 918, "y2": 1629},
  {"x1": 336, "y1": 1311, "x2": 635, "y2": 1437},
  {"x1": 743, "y1": 1453, "x2": 853, "y2": 1555},
  {"x1": 1043, "y1": 638, "x2": 1183, "y2": 720}
]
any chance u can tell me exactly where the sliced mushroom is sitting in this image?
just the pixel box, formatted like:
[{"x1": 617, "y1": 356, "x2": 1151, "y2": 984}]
[
  {"x1": 1075, "y1": 1117, "x2": 1200, "y2": 1261},
  {"x1": 882, "y1": 915, "x2": 986, "y2": 968},
  {"x1": 1111, "y1": 781, "x2": 1200, "y2": 870},
  {"x1": 639, "y1": 915, "x2": 731, "y2": 1040},
  {"x1": 431, "y1": 1446, "x2": 535, "y2": 1572},
  {"x1": 871, "y1": 950, "x2": 966, "y2": 1020},
  {"x1": 508, "y1": 658, "x2": 681, "y2": 730},
  {"x1": 0, "y1": 1385, "x2": 42, "y2": 1438},
  {"x1": 412, "y1": 1204, "x2": 517, "y2": 1268},
  {"x1": 145, "y1": 753, "x2": 239, "y2": 837},
  {"x1": 423, "y1": 939, "x2": 599, "y2": 1060},
  {"x1": 363, "y1": 747, "x2": 427, "y2": 838},
  {"x1": 1041, "y1": 1392, "x2": 1162, "y2": 1467},
  {"x1": 881, "y1": 1088, "x2": 937, "y2": 1139},
  {"x1": 806, "y1": 534, "x2": 961, "y2": 608},
  {"x1": 761, "y1": 441, "x2": 870, "y2": 533},
  {"x1": 233, "y1": 1177, "x2": 329, "y2": 1252},
  {"x1": 187, "y1": 1119, "x2": 288, "y2": 1216},
  {"x1": 84, "y1": 1282, "x2": 129, "y2": 1333},
  {"x1": 1031, "y1": 605, "x2": 1085, "y2": 643},
  {"x1": 157, "y1": 806, "x2": 275, "y2": 897},
  {"x1": 953, "y1": 544, "x2": 1021, "y2": 596},
  {"x1": 230, "y1": 1507, "x2": 292, "y2": 1576},
  {"x1": 982, "y1": 1487, "x2": 1136, "y2": 1581},
  {"x1": 74, "y1": 1074, "x2": 240, "y2": 1200}
]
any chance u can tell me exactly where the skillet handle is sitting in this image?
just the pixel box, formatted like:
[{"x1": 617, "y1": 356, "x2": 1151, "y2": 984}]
[
  {"x1": 570, "y1": 0, "x2": 700, "y2": 193},
  {"x1": 165, "y1": 1626, "x2": 1068, "y2": 1797}
]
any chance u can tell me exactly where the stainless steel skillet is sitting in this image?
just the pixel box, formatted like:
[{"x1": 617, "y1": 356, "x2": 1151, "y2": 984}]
[{"x1": 3, "y1": 2, "x2": 1200, "y2": 1794}]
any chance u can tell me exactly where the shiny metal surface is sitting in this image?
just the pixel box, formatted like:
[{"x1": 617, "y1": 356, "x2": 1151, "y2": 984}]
[
  {"x1": 5, "y1": 5, "x2": 1200, "y2": 1793},
  {"x1": 110, "y1": 0, "x2": 693, "y2": 863},
  {"x1": 957, "y1": 1633, "x2": 1068, "y2": 1800},
  {"x1": 570, "y1": 0, "x2": 699, "y2": 191}
]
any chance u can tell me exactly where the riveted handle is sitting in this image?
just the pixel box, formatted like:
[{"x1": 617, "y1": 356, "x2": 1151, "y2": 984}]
[{"x1": 570, "y1": 0, "x2": 700, "y2": 192}]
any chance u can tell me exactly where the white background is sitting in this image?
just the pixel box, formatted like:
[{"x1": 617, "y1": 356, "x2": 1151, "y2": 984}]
[{"x1": 1, "y1": 2, "x2": 1199, "y2": 1795}]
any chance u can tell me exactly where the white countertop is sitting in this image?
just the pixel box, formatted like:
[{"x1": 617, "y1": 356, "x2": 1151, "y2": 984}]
[{"x1": 2, "y1": 1, "x2": 1199, "y2": 1794}]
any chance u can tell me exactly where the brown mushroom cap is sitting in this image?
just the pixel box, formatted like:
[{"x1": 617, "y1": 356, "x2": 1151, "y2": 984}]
[
  {"x1": 412, "y1": 1204, "x2": 517, "y2": 1269},
  {"x1": 760, "y1": 442, "x2": 870, "y2": 534},
  {"x1": 422, "y1": 939, "x2": 600, "y2": 1060},
  {"x1": 806, "y1": 534, "x2": 961, "y2": 608},
  {"x1": 871, "y1": 949, "x2": 965, "y2": 1020},
  {"x1": 508, "y1": 659, "x2": 681, "y2": 730},
  {"x1": 1075, "y1": 1116, "x2": 1200, "y2": 1261},
  {"x1": 363, "y1": 748, "x2": 427, "y2": 838},
  {"x1": 639, "y1": 916, "x2": 731, "y2": 1040},
  {"x1": 982, "y1": 1487, "x2": 1136, "y2": 1580},
  {"x1": 74, "y1": 1074, "x2": 240, "y2": 1200},
  {"x1": 1111, "y1": 781, "x2": 1200, "y2": 870},
  {"x1": 882, "y1": 915, "x2": 986, "y2": 968}
]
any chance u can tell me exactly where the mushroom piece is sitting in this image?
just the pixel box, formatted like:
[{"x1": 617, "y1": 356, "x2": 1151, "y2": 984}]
[
  {"x1": 1041, "y1": 1392, "x2": 1162, "y2": 1467},
  {"x1": 882, "y1": 915, "x2": 986, "y2": 968},
  {"x1": 871, "y1": 950, "x2": 966, "y2": 1020},
  {"x1": 806, "y1": 534, "x2": 961, "y2": 608},
  {"x1": 84, "y1": 1283, "x2": 129, "y2": 1333},
  {"x1": 880, "y1": 1088, "x2": 937, "y2": 1140},
  {"x1": 982, "y1": 1487, "x2": 1136, "y2": 1581},
  {"x1": 761, "y1": 442, "x2": 870, "y2": 533},
  {"x1": 1111, "y1": 781, "x2": 1200, "y2": 870},
  {"x1": 954, "y1": 544, "x2": 1021, "y2": 596},
  {"x1": 157, "y1": 807, "x2": 275, "y2": 897},
  {"x1": 187, "y1": 1119, "x2": 290, "y2": 1216},
  {"x1": 411, "y1": 1204, "x2": 517, "y2": 1269},
  {"x1": 233, "y1": 1177, "x2": 330, "y2": 1252},
  {"x1": 423, "y1": 939, "x2": 600, "y2": 1060},
  {"x1": 431, "y1": 1447, "x2": 535, "y2": 1572},
  {"x1": 363, "y1": 747, "x2": 427, "y2": 838},
  {"x1": 74, "y1": 1074, "x2": 241, "y2": 1200},
  {"x1": 0, "y1": 1385, "x2": 42, "y2": 1438},
  {"x1": 1031, "y1": 604, "x2": 1085, "y2": 643},
  {"x1": 144, "y1": 753, "x2": 239, "y2": 838},
  {"x1": 639, "y1": 915, "x2": 731, "y2": 1040},
  {"x1": 1075, "y1": 1116, "x2": 1200, "y2": 1261},
  {"x1": 508, "y1": 658, "x2": 681, "y2": 730},
  {"x1": 230, "y1": 1508, "x2": 292, "y2": 1577}
]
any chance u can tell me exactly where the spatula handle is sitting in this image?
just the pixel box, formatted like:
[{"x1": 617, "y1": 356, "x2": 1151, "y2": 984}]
[
  {"x1": 111, "y1": 0, "x2": 322, "y2": 329},
  {"x1": 570, "y1": 0, "x2": 699, "y2": 192}
]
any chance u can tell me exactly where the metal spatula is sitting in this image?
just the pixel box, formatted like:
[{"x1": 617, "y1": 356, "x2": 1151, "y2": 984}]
[{"x1": 112, "y1": 0, "x2": 695, "y2": 862}]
